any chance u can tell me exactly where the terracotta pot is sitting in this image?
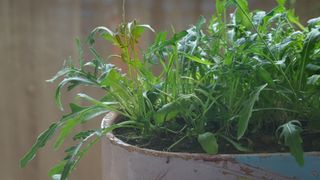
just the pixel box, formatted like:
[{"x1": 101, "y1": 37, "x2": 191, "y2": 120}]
[{"x1": 101, "y1": 112, "x2": 320, "y2": 180}]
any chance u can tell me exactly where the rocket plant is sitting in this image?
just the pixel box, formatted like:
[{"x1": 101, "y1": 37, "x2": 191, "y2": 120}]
[{"x1": 21, "y1": 0, "x2": 320, "y2": 179}]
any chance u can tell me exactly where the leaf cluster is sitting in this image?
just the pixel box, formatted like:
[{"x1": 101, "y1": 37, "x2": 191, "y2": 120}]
[{"x1": 21, "y1": 0, "x2": 320, "y2": 179}]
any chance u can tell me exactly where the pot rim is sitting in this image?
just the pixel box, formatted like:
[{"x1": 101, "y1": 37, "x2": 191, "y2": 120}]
[{"x1": 101, "y1": 112, "x2": 319, "y2": 161}]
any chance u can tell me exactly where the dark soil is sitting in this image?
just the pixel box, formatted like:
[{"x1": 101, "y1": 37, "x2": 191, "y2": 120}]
[{"x1": 113, "y1": 127, "x2": 320, "y2": 154}]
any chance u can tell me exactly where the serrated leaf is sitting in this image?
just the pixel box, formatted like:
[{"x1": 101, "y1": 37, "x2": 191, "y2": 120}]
[
  {"x1": 73, "y1": 130, "x2": 96, "y2": 141},
  {"x1": 55, "y1": 77, "x2": 97, "y2": 111},
  {"x1": 277, "y1": 120, "x2": 304, "y2": 166},
  {"x1": 59, "y1": 125, "x2": 123, "y2": 180},
  {"x1": 237, "y1": 84, "x2": 267, "y2": 139},
  {"x1": 60, "y1": 142, "x2": 82, "y2": 180},
  {"x1": 198, "y1": 132, "x2": 219, "y2": 154},
  {"x1": 299, "y1": 28, "x2": 320, "y2": 88},
  {"x1": 54, "y1": 106, "x2": 109, "y2": 149},
  {"x1": 20, "y1": 123, "x2": 59, "y2": 167}
]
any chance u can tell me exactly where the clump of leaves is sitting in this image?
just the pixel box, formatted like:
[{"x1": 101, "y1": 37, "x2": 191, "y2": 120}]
[{"x1": 21, "y1": 0, "x2": 320, "y2": 179}]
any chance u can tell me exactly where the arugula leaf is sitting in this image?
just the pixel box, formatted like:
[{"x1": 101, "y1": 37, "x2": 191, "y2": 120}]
[
  {"x1": 237, "y1": 84, "x2": 267, "y2": 139},
  {"x1": 277, "y1": 120, "x2": 304, "y2": 166},
  {"x1": 55, "y1": 77, "x2": 98, "y2": 110},
  {"x1": 180, "y1": 52, "x2": 213, "y2": 65},
  {"x1": 198, "y1": 132, "x2": 219, "y2": 154},
  {"x1": 20, "y1": 123, "x2": 59, "y2": 167},
  {"x1": 88, "y1": 26, "x2": 115, "y2": 45},
  {"x1": 153, "y1": 102, "x2": 181, "y2": 125},
  {"x1": 54, "y1": 106, "x2": 109, "y2": 149}
]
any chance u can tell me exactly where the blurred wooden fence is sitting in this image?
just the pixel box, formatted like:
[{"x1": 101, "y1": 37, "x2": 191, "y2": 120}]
[{"x1": 0, "y1": 0, "x2": 319, "y2": 179}]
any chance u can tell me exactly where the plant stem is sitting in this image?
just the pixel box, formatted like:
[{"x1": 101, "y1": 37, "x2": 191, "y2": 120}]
[
  {"x1": 252, "y1": 107, "x2": 299, "y2": 113},
  {"x1": 167, "y1": 135, "x2": 188, "y2": 151},
  {"x1": 122, "y1": 0, "x2": 126, "y2": 23}
]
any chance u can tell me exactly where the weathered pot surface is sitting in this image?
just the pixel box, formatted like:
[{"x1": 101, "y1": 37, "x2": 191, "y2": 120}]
[{"x1": 101, "y1": 112, "x2": 320, "y2": 180}]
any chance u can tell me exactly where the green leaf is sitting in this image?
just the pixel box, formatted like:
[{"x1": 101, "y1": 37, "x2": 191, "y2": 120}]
[
  {"x1": 219, "y1": 135, "x2": 251, "y2": 152},
  {"x1": 55, "y1": 77, "x2": 97, "y2": 111},
  {"x1": 69, "y1": 103, "x2": 86, "y2": 113},
  {"x1": 99, "y1": 69, "x2": 123, "y2": 87},
  {"x1": 277, "y1": 120, "x2": 304, "y2": 166},
  {"x1": 133, "y1": 24, "x2": 154, "y2": 40},
  {"x1": 233, "y1": 0, "x2": 251, "y2": 29},
  {"x1": 59, "y1": 125, "x2": 124, "y2": 180},
  {"x1": 215, "y1": 0, "x2": 224, "y2": 17},
  {"x1": 306, "y1": 64, "x2": 320, "y2": 71},
  {"x1": 137, "y1": 24, "x2": 155, "y2": 32},
  {"x1": 99, "y1": 69, "x2": 135, "y2": 106},
  {"x1": 287, "y1": 10, "x2": 305, "y2": 30},
  {"x1": 77, "y1": 93, "x2": 118, "y2": 107},
  {"x1": 129, "y1": 22, "x2": 154, "y2": 41},
  {"x1": 299, "y1": 28, "x2": 320, "y2": 88},
  {"x1": 48, "y1": 161, "x2": 66, "y2": 178},
  {"x1": 155, "y1": 32, "x2": 167, "y2": 44},
  {"x1": 54, "y1": 106, "x2": 109, "y2": 149},
  {"x1": 307, "y1": 17, "x2": 320, "y2": 28},
  {"x1": 153, "y1": 102, "x2": 181, "y2": 125},
  {"x1": 180, "y1": 52, "x2": 213, "y2": 65},
  {"x1": 20, "y1": 123, "x2": 59, "y2": 167},
  {"x1": 195, "y1": 16, "x2": 206, "y2": 30},
  {"x1": 302, "y1": 28, "x2": 320, "y2": 60},
  {"x1": 257, "y1": 67, "x2": 275, "y2": 87},
  {"x1": 88, "y1": 26, "x2": 115, "y2": 45},
  {"x1": 161, "y1": 30, "x2": 188, "y2": 48},
  {"x1": 76, "y1": 38, "x2": 84, "y2": 69},
  {"x1": 198, "y1": 132, "x2": 219, "y2": 154},
  {"x1": 46, "y1": 68, "x2": 73, "y2": 83},
  {"x1": 60, "y1": 142, "x2": 82, "y2": 180},
  {"x1": 252, "y1": 11, "x2": 266, "y2": 26},
  {"x1": 89, "y1": 47, "x2": 104, "y2": 66},
  {"x1": 307, "y1": 74, "x2": 320, "y2": 85},
  {"x1": 262, "y1": 6, "x2": 285, "y2": 27},
  {"x1": 276, "y1": 0, "x2": 286, "y2": 6},
  {"x1": 73, "y1": 130, "x2": 96, "y2": 141},
  {"x1": 237, "y1": 84, "x2": 267, "y2": 139}
]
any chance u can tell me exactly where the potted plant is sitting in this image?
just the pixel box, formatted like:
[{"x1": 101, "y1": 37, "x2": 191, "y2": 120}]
[{"x1": 21, "y1": 0, "x2": 320, "y2": 179}]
